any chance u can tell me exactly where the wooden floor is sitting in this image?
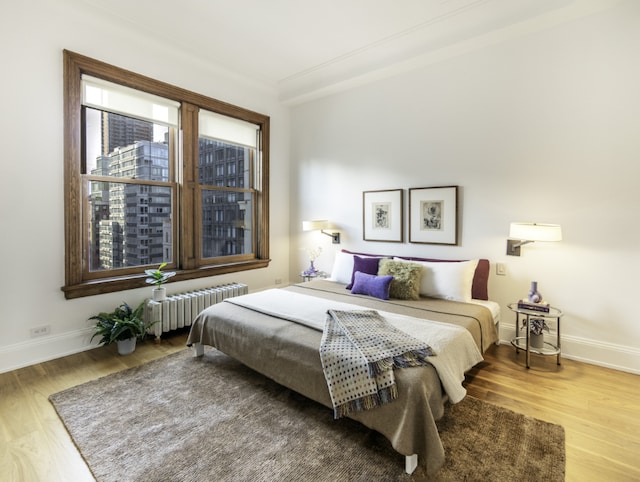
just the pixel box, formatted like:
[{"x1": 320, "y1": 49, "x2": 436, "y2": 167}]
[{"x1": 0, "y1": 333, "x2": 638, "y2": 481}]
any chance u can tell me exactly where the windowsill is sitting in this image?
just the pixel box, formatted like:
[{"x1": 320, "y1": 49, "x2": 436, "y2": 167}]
[{"x1": 61, "y1": 259, "x2": 270, "y2": 300}]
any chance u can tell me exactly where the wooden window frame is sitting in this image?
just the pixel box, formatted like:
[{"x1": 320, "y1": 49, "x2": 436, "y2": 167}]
[{"x1": 62, "y1": 50, "x2": 270, "y2": 299}]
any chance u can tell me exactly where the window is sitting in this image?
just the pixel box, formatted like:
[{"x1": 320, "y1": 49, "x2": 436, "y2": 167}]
[{"x1": 62, "y1": 50, "x2": 270, "y2": 299}]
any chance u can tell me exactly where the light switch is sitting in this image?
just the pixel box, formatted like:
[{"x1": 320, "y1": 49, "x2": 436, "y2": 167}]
[{"x1": 496, "y1": 263, "x2": 506, "y2": 276}]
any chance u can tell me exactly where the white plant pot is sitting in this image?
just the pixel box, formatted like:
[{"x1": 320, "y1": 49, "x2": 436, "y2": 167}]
[
  {"x1": 530, "y1": 333, "x2": 544, "y2": 349},
  {"x1": 152, "y1": 287, "x2": 166, "y2": 302},
  {"x1": 117, "y1": 337, "x2": 137, "y2": 355}
]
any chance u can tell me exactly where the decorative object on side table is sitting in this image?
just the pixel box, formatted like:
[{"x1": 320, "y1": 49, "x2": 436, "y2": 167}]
[
  {"x1": 518, "y1": 281, "x2": 549, "y2": 313},
  {"x1": 527, "y1": 281, "x2": 542, "y2": 303},
  {"x1": 145, "y1": 262, "x2": 176, "y2": 301},
  {"x1": 524, "y1": 317, "x2": 550, "y2": 348},
  {"x1": 89, "y1": 301, "x2": 159, "y2": 355},
  {"x1": 302, "y1": 246, "x2": 322, "y2": 277},
  {"x1": 517, "y1": 281, "x2": 550, "y2": 312},
  {"x1": 518, "y1": 281, "x2": 549, "y2": 348}
]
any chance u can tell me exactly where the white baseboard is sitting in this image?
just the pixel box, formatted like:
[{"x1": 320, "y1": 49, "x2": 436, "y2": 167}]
[
  {"x1": 0, "y1": 328, "x2": 96, "y2": 374},
  {"x1": 499, "y1": 325, "x2": 640, "y2": 375},
  {"x1": 2, "y1": 324, "x2": 638, "y2": 375}
]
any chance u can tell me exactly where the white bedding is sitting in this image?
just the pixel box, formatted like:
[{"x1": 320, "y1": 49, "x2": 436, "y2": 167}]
[
  {"x1": 225, "y1": 289, "x2": 484, "y2": 404},
  {"x1": 469, "y1": 299, "x2": 501, "y2": 325}
]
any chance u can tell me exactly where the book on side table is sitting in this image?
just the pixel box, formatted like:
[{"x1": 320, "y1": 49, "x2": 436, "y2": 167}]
[{"x1": 517, "y1": 300, "x2": 551, "y2": 313}]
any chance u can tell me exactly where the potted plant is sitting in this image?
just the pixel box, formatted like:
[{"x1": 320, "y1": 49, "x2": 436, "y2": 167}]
[
  {"x1": 145, "y1": 262, "x2": 176, "y2": 301},
  {"x1": 523, "y1": 317, "x2": 550, "y2": 349},
  {"x1": 90, "y1": 301, "x2": 158, "y2": 355}
]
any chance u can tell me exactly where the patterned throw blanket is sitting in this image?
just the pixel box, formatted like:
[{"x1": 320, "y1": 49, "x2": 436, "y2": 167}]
[{"x1": 320, "y1": 309, "x2": 435, "y2": 418}]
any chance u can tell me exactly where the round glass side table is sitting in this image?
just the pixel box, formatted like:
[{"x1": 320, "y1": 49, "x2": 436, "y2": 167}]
[{"x1": 508, "y1": 303, "x2": 563, "y2": 369}]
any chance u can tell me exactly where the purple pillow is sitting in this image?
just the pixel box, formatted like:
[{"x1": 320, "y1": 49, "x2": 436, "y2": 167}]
[
  {"x1": 350, "y1": 271, "x2": 393, "y2": 300},
  {"x1": 346, "y1": 255, "x2": 382, "y2": 289}
]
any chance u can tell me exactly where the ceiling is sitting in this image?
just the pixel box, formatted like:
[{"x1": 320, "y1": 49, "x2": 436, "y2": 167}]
[{"x1": 75, "y1": 0, "x2": 617, "y2": 104}]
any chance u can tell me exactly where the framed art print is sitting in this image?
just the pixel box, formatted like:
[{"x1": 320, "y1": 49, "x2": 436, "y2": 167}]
[
  {"x1": 409, "y1": 186, "x2": 458, "y2": 245},
  {"x1": 363, "y1": 189, "x2": 403, "y2": 242}
]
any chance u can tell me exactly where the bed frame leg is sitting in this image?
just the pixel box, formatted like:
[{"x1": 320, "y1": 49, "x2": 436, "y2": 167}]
[
  {"x1": 192, "y1": 342, "x2": 205, "y2": 357},
  {"x1": 405, "y1": 454, "x2": 418, "y2": 474}
]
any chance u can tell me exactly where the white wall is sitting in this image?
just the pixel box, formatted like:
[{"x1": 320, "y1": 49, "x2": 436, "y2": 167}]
[
  {"x1": 0, "y1": 0, "x2": 290, "y2": 372},
  {"x1": 290, "y1": 1, "x2": 640, "y2": 373}
]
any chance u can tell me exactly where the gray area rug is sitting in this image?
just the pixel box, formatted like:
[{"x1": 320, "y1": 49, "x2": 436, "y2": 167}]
[{"x1": 50, "y1": 349, "x2": 565, "y2": 481}]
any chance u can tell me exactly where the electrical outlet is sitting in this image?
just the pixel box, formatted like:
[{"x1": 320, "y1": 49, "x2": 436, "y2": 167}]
[
  {"x1": 496, "y1": 263, "x2": 506, "y2": 276},
  {"x1": 30, "y1": 325, "x2": 51, "y2": 337},
  {"x1": 275, "y1": 278, "x2": 283, "y2": 285}
]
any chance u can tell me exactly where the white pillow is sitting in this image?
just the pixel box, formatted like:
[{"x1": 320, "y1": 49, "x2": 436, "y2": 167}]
[
  {"x1": 329, "y1": 252, "x2": 356, "y2": 284},
  {"x1": 329, "y1": 252, "x2": 385, "y2": 284},
  {"x1": 393, "y1": 258, "x2": 479, "y2": 302}
]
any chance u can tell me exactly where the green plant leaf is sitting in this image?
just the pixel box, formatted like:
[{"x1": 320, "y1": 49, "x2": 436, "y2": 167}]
[{"x1": 89, "y1": 300, "x2": 157, "y2": 346}]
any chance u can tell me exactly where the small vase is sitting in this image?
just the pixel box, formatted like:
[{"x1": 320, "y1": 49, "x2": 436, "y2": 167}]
[
  {"x1": 530, "y1": 333, "x2": 545, "y2": 349},
  {"x1": 117, "y1": 337, "x2": 137, "y2": 355},
  {"x1": 528, "y1": 281, "x2": 542, "y2": 303},
  {"x1": 303, "y1": 260, "x2": 319, "y2": 276},
  {"x1": 153, "y1": 287, "x2": 166, "y2": 302}
]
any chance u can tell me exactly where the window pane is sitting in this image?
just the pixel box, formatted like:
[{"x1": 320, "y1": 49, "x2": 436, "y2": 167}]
[
  {"x1": 85, "y1": 108, "x2": 170, "y2": 181},
  {"x1": 198, "y1": 137, "x2": 250, "y2": 188},
  {"x1": 88, "y1": 181, "x2": 172, "y2": 271},
  {"x1": 201, "y1": 189, "x2": 253, "y2": 258}
]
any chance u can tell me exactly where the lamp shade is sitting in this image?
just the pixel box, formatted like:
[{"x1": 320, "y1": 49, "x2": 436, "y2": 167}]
[
  {"x1": 509, "y1": 222, "x2": 562, "y2": 242},
  {"x1": 302, "y1": 220, "x2": 329, "y2": 231}
]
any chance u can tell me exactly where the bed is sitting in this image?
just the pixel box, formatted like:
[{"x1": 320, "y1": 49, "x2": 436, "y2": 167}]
[{"x1": 187, "y1": 252, "x2": 499, "y2": 476}]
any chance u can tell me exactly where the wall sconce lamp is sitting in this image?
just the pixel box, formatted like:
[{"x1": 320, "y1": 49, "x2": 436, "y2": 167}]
[
  {"x1": 302, "y1": 220, "x2": 341, "y2": 244},
  {"x1": 507, "y1": 222, "x2": 562, "y2": 256}
]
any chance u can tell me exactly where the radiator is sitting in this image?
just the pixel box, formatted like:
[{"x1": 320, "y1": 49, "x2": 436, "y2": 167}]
[{"x1": 144, "y1": 283, "x2": 248, "y2": 339}]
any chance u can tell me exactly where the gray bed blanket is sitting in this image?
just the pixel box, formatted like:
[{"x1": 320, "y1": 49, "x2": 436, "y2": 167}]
[{"x1": 187, "y1": 280, "x2": 496, "y2": 476}]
